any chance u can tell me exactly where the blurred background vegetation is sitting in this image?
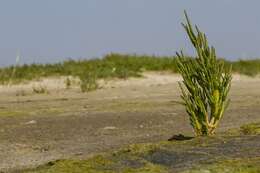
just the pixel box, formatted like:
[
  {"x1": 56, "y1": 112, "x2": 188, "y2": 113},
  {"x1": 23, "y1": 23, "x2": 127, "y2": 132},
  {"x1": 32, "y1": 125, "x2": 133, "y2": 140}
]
[{"x1": 0, "y1": 53, "x2": 260, "y2": 86}]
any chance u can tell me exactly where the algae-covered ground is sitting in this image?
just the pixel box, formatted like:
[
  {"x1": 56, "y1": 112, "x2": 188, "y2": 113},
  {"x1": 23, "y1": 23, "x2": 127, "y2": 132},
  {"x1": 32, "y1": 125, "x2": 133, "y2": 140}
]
[
  {"x1": 26, "y1": 157, "x2": 260, "y2": 173},
  {"x1": 23, "y1": 123, "x2": 260, "y2": 173},
  {"x1": 0, "y1": 73, "x2": 260, "y2": 172}
]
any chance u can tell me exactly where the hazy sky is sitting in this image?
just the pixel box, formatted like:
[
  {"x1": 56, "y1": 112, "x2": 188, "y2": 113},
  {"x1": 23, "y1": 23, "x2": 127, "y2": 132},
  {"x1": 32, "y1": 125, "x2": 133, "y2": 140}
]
[{"x1": 0, "y1": 0, "x2": 260, "y2": 66}]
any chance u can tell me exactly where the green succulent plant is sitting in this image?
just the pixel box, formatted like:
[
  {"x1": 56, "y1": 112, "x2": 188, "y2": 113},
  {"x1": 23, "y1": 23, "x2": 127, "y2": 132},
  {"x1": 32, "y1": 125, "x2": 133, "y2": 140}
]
[{"x1": 176, "y1": 11, "x2": 232, "y2": 136}]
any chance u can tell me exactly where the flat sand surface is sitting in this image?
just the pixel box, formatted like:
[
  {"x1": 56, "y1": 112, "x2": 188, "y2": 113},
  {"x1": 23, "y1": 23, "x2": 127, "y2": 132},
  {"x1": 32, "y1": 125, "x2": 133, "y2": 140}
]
[{"x1": 0, "y1": 72, "x2": 260, "y2": 171}]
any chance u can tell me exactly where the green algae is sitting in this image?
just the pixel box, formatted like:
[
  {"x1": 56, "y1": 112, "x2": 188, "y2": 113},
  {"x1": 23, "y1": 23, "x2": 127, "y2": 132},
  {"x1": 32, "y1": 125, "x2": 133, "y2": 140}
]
[
  {"x1": 25, "y1": 154, "x2": 168, "y2": 173},
  {"x1": 94, "y1": 100, "x2": 174, "y2": 113},
  {"x1": 182, "y1": 157, "x2": 260, "y2": 173},
  {"x1": 0, "y1": 105, "x2": 66, "y2": 118},
  {"x1": 226, "y1": 122, "x2": 260, "y2": 136},
  {"x1": 23, "y1": 122, "x2": 260, "y2": 173},
  {"x1": 240, "y1": 123, "x2": 260, "y2": 135},
  {"x1": 0, "y1": 110, "x2": 27, "y2": 117}
]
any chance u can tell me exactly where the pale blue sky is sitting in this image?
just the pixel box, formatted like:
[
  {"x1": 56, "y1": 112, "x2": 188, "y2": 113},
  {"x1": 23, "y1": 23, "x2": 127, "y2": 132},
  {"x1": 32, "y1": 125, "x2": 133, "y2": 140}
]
[{"x1": 0, "y1": 0, "x2": 260, "y2": 66}]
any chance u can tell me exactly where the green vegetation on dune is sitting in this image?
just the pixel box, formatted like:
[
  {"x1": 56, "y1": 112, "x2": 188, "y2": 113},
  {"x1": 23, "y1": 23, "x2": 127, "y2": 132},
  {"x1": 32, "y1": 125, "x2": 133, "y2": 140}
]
[
  {"x1": 1, "y1": 54, "x2": 260, "y2": 87},
  {"x1": 232, "y1": 59, "x2": 260, "y2": 77},
  {"x1": 0, "y1": 54, "x2": 177, "y2": 85}
]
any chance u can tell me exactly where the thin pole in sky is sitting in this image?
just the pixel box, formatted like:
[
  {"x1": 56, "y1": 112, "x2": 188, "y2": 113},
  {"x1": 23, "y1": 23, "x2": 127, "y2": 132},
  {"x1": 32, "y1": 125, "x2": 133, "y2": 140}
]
[
  {"x1": 16, "y1": 49, "x2": 21, "y2": 65},
  {"x1": 8, "y1": 49, "x2": 21, "y2": 86}
]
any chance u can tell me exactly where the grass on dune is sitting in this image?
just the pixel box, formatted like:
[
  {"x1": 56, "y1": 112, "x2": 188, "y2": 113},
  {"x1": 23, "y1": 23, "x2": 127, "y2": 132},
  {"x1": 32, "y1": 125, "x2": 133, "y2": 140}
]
[
  {"x1": 231, "y1": 59, "x2": 260, "y2": 76},
  {"x1": 0, "y1": 53, "x2": 178, "y2": 85},
  {"x1": 0, "y1": 53, "x2": 260, "y2": 89}
]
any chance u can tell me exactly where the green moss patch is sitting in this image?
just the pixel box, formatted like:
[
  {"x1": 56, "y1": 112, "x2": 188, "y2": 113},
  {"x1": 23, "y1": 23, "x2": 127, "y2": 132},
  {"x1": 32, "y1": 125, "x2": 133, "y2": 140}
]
[
  {"x1": 182, "y1": 157, "x2": 260, "y2": 173},
  {"x1": 23, "y1": 123, "x2": 260, "y2": 173},
  {"x1": 240, "y1": 123, "x2": 260, "y2": 135},
  {"x1": 225, "y1": 122, "x2": 260, "y2": 136},
  {"x1": 22, "y1": 139, "x2": 220, "y2": 173},
  {"x1": 25, "y1": 154, "x2": 168, "y2": 173},
  {"x1": 0, "y1": 110, "x2": 27, "y2": 117}
]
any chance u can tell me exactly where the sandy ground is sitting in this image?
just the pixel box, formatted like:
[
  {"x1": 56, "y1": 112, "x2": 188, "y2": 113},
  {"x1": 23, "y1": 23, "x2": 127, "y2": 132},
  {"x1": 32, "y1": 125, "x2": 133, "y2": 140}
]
[{"x1": 0, "y1": 72, "x2": 260, "y2": 172}]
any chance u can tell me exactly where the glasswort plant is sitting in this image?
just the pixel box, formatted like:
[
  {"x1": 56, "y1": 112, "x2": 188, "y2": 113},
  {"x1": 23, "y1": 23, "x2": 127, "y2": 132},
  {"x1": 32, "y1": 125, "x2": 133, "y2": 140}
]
[{"x1": 176, "y1": 11, "x2": 232, "y2": 136}]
